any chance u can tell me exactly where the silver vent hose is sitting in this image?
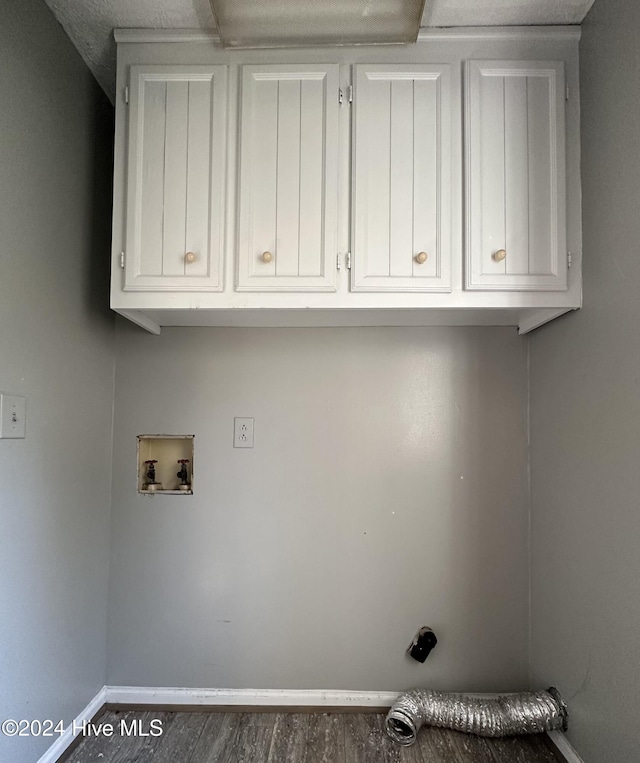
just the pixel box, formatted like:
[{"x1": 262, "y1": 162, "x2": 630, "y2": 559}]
[{"x1": 385, "y1": 687, "x2": 567, "y2": 746}]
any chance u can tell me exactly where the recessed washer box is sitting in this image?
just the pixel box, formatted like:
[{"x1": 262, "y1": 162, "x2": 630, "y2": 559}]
[{"x1": 137, "y1": 435, "x2": 194, "y2": 495}]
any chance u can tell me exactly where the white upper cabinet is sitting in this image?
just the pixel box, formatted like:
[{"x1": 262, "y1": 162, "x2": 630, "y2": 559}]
[
  {"x1": 111, "y1": 32, "x2": 582, "y2": 334},
  {"x1": 351, "y1": 65, "x2": 452, "y2": 292},
  {"x1": 124, "y1": 65, "x2": 227, "y2": 292},
  {"x1": 465, "y1": 60, "x2": 567, "y2": 291},
  {"x1": 237, "y1": 65, "x2": 340, "y2": 292}
]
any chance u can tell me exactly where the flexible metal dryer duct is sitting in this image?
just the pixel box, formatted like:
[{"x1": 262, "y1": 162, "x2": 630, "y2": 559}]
[{"x1": 385, "y1": 688, "x2": 567, "y2": 746}]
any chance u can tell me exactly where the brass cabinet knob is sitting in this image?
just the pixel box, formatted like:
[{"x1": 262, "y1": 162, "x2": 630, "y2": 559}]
[
  {"x1": 261, "y1": 251, "x2": 273, "y2": 264},
  {"x1": 415, "y1": 251, "x2": 428, "y2": 264},
  {"x1": 185, "y1": 251, "x2": 197, "y2": 264},
  {"x1": 493, "y1": 249, "x2": 507, "y2": 262}
]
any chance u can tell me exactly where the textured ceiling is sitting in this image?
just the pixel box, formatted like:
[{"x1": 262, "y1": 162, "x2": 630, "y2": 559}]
[{"x1": 44, "y1": 0, "x2": 596, "y2": 101}]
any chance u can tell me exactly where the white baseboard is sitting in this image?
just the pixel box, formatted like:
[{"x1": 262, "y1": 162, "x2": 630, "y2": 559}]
[
  {"x1": 37, "y1": 686, "x2": 107, "y2": 763},
  {"x1": 104, "y1": 686, "x2": 399, "y2": 708},
  {"x1": 547, "y1": 730, "x2": 585, "y2": 763},
  {"x1": 39, "y1": 686, "x2": 581, "y2": 763},
  {"x1": 39, "y1": 686, "x2": 395, "y2": 763}
]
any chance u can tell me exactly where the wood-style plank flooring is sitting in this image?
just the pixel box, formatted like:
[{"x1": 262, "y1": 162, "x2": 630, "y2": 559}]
[{"x1": 62, "y1": 710, "x2": 565, "y2": 763}]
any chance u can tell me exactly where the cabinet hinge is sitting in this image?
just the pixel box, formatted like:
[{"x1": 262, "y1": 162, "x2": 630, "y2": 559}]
[
  {"x1": 336, "y1": 253, "x2": 342, "y2": 272},
  {"x1": 348, "y1": 85, "x2": 353, "y2": 104},
  {"x1": 567, "y1": 251, "x2": 573, "y2": 268},
  {"x1": 339, "y1": 87, "x2": 344, "y2": 105},
  {"x1": 346, "y1": 252, "x2": 352, "y2": 270},
  {"x1": 120, "y1": 252, "x2": 125, "y2": 269},
  {"x1": 124, "y1": 86, "x2": 129, "y2": 104},
  {"x1": 566, "y1": 84, "x2": 570, "y2": 101}
]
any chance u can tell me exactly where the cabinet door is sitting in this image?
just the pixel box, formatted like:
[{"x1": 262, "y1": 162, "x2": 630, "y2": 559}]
[
  {"x1": 465, "y1": 61, "x2": 566, "y2": 291},
  {"x1": 124, "y1": 65, "x2": 227, "y2": 292},
  {"x1": 352, "y1": 65, "x2": 452, "y2": 292},
  {"x1": 237, "y1": 65, "x2": 340, "y2": 292}
]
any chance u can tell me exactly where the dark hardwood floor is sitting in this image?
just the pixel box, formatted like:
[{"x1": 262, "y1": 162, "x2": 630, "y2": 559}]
[{"x1": 61, "y1": 710, "x2": 565, "y2": 763}]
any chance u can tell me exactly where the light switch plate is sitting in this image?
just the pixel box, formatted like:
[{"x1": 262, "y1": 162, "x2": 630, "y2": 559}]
[
  {"x1": 234, "y1": 417, "x2": 254, "y2": 448},
  {"x1": 0, "y1": 394, "x2": 26, "y2": 438}
]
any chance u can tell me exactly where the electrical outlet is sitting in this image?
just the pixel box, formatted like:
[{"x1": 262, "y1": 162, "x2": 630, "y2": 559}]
[
  {"x1": 234, "y1": 417, "x2": 254, "y2": 448},
  {"x1": 0, "y1": 394, "x2": 26, "y2": 439}
]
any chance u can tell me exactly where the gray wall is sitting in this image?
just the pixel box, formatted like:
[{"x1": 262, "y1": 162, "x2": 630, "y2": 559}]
[
  {"x1": 529, "y1": 0, "x2": 640, "y2": 760},
  {"x1": 0, "y1": 1, "x2": 115, "y2": 761},
  {"x1": 108, "y1": 324, "x2": 529, "y2": 692}
]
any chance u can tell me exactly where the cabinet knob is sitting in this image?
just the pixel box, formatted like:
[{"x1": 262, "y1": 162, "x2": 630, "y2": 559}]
[
  {"x1": 185, "y1": 251, "x2": 197, "y2": 264},
  {"x1": 415, "y1": 251, "x2": 428, "y2": 264},
  {"x1": 493, "y1": 249, "x2": 507, "y2": 262},
  {"x1": 261, "y1": 251, "x2": 273, "y2": 264}
]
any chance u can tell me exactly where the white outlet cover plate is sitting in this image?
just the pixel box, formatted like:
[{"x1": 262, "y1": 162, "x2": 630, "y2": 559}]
[
  {"x1": 234, "y1": 417, "x2": 254, "y2": 448},
  {"x1": 0, "y1": 394, "x2": 27, "y2": 439}
]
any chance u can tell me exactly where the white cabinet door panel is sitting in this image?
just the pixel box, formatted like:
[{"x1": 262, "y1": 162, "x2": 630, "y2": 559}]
[
  {"x1": 352, "y1": 65, "x2": 452, "y2": 292},
  {"x1": 237, "y1": 65, "x2": 340, "y2": 292},
  {"x1": 465, "y1": 60, "x2": 566, "y2": 291},
  {"x1": 124, "y1": 65, "x2": 227, "y2": 292}
]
